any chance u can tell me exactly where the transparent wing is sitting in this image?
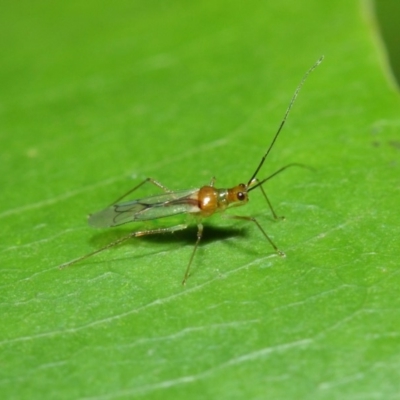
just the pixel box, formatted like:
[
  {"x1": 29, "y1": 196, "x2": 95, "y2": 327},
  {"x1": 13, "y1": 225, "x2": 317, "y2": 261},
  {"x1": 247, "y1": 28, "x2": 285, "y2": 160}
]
[{"x1": 88, "y1": 189, "x2": 200, "y2": 228}]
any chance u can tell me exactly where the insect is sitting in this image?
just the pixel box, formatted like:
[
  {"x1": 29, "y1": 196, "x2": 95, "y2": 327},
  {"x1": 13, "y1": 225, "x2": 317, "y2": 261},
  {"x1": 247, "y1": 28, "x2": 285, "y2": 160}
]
[{"x1": 60, "y1": 56, "x2": 323, "y2": 284}]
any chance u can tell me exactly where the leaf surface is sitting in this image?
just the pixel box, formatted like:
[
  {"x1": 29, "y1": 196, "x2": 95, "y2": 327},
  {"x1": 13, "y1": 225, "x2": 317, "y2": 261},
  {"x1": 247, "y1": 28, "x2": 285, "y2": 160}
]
[{"x1": 1, "y1": 1, "x2": 399, "y2": 399}]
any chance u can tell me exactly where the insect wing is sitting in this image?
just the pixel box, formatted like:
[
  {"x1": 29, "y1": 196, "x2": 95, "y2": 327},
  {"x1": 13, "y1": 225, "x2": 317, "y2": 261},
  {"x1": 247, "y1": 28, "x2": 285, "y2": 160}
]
[{"x1": 88, "y1": 189, "x2": 200, "y2": 228}]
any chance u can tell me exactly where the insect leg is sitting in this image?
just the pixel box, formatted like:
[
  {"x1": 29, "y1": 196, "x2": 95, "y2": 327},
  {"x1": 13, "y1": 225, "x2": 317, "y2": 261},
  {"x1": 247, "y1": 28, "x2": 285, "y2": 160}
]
[
  {"x1": 223, "y1": 214, "x2": 285, "y2": 257},
  {"x1": 182, "y1": 223, "x2": 203, "y2": 285},
  {"x1": 256, "y1": 183, "x2": 283, "y2": 220},
  {"x1": 107, "y1": 177, "x2": 173, "y2": 206},
  {"x1": 248, "y1": 163, "x2": 314, "y2": 220},
  {"x1": 59, "y1": 224, "x2": 188, "y2": 270}
]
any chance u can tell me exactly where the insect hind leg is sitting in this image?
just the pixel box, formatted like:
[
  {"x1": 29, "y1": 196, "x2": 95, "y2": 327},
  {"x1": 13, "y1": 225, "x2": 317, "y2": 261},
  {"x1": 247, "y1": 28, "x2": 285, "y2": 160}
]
[{"x1": 59, "y1": 224, "x2": 189, "y2": 270}]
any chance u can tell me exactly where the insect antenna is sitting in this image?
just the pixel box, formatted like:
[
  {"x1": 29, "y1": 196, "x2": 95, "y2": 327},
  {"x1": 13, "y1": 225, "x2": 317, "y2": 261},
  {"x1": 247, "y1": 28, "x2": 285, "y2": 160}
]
[
  {"x1": 247, "y1": 56, "x2": 324, "y2": 186},
  {"x1": 247, "y1": 163, "x2": 314, "y2": 192}
]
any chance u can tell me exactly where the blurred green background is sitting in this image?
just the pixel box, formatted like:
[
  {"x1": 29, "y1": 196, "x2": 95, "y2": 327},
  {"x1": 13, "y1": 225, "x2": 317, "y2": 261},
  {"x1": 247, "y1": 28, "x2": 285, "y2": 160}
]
[
  {"x1": 1, "y1": 1, "x2": 400, "y2": 399},
  {"x1": 375, "y1": 0, "x2": 400, "y2": 87}
]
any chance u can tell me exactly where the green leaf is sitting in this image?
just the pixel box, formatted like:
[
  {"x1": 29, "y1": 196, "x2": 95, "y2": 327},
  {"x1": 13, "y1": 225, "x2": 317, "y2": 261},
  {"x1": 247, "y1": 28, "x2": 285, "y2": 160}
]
[{"x1": 2, "y1": 1, "x2": 400, "y2": 399}]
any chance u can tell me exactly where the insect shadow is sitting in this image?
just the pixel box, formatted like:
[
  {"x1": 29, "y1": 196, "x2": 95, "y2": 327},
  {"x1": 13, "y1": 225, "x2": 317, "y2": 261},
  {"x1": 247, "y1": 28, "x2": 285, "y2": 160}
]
[{"x1": 88, "y1": 224, "x2": 247, "y2": 252}]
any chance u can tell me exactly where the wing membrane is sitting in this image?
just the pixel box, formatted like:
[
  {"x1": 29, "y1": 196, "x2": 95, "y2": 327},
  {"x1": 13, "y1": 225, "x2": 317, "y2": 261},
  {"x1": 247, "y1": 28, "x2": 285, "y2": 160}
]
[{"x1": 88, "y1": 189, "x2": 199, "y2": 228}]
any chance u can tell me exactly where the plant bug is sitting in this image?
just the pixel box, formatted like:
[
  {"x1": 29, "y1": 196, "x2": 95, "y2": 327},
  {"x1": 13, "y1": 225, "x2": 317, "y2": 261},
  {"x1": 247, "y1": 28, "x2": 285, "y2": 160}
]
[{"x1": 60, "y1": 56, "x2": 323, "y2": 284}]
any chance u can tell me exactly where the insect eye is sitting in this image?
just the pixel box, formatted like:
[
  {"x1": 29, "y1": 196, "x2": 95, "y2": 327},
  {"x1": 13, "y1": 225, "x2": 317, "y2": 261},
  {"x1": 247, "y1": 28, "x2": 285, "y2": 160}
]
[{"x1": 237, "y1": 192, "x2": 246, "y2": 201}]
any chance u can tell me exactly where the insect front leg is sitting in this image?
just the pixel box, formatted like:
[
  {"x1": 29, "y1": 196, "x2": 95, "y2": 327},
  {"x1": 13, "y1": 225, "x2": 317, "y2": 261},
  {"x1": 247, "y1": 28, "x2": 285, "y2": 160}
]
[
  {"x1": 257, "y1": 184, "x2": 284, "y2": 220},
  {"x1": 222, "y1": 214, "x2": 285, "y2": 257},
  {"x1": 249, "y1": 178, "x2": 283, "y2": 220}
]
